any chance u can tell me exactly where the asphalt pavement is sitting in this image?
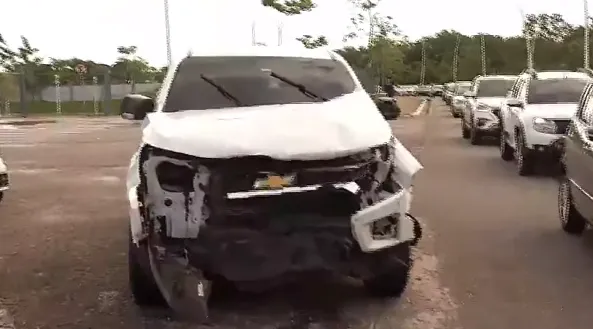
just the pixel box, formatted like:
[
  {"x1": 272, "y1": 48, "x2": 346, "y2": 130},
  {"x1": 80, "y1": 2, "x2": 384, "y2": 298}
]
[{"x1": 1, "y1": 101, "x2": 593, "y2": 329}]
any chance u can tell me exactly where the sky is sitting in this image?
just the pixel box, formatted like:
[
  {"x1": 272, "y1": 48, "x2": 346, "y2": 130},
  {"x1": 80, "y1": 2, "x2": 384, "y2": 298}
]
[{"x1": 0, "y1": 0, "x2": 590, "y2": 67}]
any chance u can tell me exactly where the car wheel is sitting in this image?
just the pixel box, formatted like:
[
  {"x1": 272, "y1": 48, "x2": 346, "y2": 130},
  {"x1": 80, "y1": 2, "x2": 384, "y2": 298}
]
[
  {"x1": 499, "y1": 130, "x2": 514, "y2": 161},
  {"x1": 461, "y1": 120, "x2": 470, "y2": 139},
  {"x1": 0, "y1": 192, "x2": 3, "y2": 203},
  {"x1": 469, "y1": 122, "x2": 481, "y2": 145},
  {"x1": 558, "y1": 177, "x2": 587, "y2": 235},
  {"x1": 515, "y1": 131, "x2": 535, "y2": 176},
  {"x1": 363, "y1": 243, "x2": 412, "y2": 298},
  {"x1": 128, "y1": 229, "x2": 167, "y2": 307}
]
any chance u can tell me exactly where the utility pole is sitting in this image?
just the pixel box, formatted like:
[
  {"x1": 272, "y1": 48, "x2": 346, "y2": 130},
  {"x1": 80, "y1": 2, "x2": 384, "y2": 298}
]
[
  {"x1": 420, "y1": 41, "x2": 426, "y2": 85},
  {"x1": 519, "y1": 8, "x2": 534, "y2": 70},
  {"x1": 585, "y1": 0, "x2": 590, "y2": 68},
  {"x1": 163, "y1": 0, "x2": 172, "y2": 66},
  {"x1": 277, "y1": 23, "x2": 283, "y2": 46},
  {"x1": 480, "y1": 34, "x2": 487, "y2": 75},
  {"x1": 452, "y1": 35, "x2": 460, "y2": 82}
]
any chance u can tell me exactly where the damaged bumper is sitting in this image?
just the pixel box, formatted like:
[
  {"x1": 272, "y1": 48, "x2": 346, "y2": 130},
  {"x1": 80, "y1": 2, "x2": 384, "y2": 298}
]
[
  {"x1": 0, "y1": 157, "x2": 9, "y2": 192},
  {"x1": 127, "y1": 138, "x2": 423, "y2": 283}
]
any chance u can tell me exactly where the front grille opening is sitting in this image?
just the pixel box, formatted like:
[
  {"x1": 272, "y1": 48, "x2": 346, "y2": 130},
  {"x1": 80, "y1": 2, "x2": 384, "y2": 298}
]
[{"x1": 219, "y1": 186, "x2": 361, "y2": 227}]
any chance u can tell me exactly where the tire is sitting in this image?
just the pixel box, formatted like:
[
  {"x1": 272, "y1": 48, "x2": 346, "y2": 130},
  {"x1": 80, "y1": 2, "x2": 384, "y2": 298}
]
[
  {"x1": 128, "y1": 229, "x2": 167, "y2": 307},
  {"x1": 363, "y1": 243, "x2": 412, "y2": 298},
  {"x1": 452, "y1": 111, "x2": 460, "y2": 118},
  {"x1": 558, "y1": 177, "x2": 587, "y2": 235},
  {"x1": 0, "y1": 192, "x2": 3, "y2": 203},
  {"x1": 499, "y1": 127, "x2": 514, "y2": 161},
  {"x1": 461, "y1": 120, "x2": 470, "y2": 139},
  {"x1": 469, "y1": 121, "x2": 481, "y2": 145},
  {"x1": 515, "y1": 131, "x2": 535, "y2": 176}
]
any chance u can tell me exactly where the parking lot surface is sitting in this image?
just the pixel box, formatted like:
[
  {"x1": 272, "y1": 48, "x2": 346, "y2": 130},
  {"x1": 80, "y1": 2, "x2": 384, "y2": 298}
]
[{"x1": 1, "y1": 101, "x2": 593, "y2": 329}]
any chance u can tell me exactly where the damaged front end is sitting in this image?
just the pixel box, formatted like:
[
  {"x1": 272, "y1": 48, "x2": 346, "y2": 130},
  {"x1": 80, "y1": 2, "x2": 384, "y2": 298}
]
[
  {"x1": 128, "y1": 138, "x2": 422, "y2": 321},
  {"x1": 0, "y1": 157, "x2": 9, "y2": 202}
]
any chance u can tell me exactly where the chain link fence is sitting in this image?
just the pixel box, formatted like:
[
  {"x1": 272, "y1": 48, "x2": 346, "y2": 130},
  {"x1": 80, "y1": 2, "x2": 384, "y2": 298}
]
[{"x1": 0, "y1": 71, "x2": 161, "y2": 117}]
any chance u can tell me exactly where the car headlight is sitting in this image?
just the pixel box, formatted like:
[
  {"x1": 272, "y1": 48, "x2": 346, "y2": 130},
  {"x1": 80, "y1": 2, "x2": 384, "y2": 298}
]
[{"x1": 532, "y1": 117, "x2": 557, "y2": 134}]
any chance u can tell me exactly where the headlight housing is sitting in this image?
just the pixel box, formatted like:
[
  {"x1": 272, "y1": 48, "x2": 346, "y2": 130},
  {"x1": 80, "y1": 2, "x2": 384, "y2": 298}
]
[
  {"x1": 475, "y1": 104, "x2": 491, "y2": 112},
  {"x1": 532, "y1": 117, "x2": 557, "y2": 134}
]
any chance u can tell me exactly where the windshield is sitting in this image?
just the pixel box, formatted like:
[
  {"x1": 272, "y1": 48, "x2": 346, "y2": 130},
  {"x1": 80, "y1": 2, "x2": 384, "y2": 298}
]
[
  {"x1": 527, "y1": 78, "x2": 589, "y2": 104},
  {"x1": 476, "y1": 79, "x2": 516, "y2": 97},
  {"x1": 163, "y1": 56, "x2": 356, "y2": 112},
  {"x1": 455, "y1": 85, "x2": 471, "y2": 95}
]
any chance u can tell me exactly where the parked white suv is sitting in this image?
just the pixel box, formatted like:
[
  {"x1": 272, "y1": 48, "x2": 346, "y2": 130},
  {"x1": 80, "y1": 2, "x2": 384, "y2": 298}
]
[
  {"x1": 461, "y1": 75, "x2": 517, "y2": 144},
  {"x1": 499, "y1": 69, "x2": 593, "y2": 175},
  {"x1": 119, "y1": 46, "x2": 423, "y2": 322}
]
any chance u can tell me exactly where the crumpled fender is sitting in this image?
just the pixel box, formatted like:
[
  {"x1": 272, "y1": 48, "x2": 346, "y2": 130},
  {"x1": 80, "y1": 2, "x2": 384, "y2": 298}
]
[{"x1": 351, "y1": 139, "x2": 423, "y2": 252}]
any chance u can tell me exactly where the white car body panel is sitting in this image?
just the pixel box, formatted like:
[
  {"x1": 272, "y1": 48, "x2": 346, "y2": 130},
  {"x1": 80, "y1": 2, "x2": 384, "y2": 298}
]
[
  {"x1": 509, "y1": 104, "x2": 577, "y2": 148},
  {"x1": 468, "y1": 97, "x2": 505, "y2": 124},
  {"x1": 142, "y1": 92, "x2": 392, "y2": 161},
  {"x1": 126, "y1": 47, "x2": 423, "y2": 253},
  {"x1": 502, "y1": 103, "x2": 577, "y2": 148}
]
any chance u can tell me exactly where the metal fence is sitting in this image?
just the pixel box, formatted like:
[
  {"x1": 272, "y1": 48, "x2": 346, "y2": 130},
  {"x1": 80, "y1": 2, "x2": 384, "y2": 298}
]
[{"x1": 0, "y1": 72, "x2": 161, "y2": 117}]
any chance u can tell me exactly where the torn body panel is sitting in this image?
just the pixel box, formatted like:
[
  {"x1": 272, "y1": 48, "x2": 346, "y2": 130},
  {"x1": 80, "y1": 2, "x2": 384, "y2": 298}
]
[{"x1": 127, "y1": 138, "x2": 422, "y2": 286}]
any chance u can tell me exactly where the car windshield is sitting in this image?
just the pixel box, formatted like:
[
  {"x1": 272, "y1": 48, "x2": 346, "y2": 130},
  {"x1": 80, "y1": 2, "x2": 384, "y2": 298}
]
[
  {"x1": 163, "y1": 56, "x2": 356, "y2": 112},
  {"x1": 527, "y1": 78, "x2": 590, "y2": 104},
  {"x1": 476, "y1": 79, "x2": 516, "y2": 97},
  {"x1": 456, "y1": 85, "x2": 471, "y2": 94}
]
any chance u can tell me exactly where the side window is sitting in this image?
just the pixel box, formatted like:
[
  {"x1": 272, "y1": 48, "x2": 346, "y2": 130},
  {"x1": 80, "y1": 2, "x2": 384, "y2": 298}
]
[{"x1": 580, "y1": 86, "x2": 593, "y2": 124}]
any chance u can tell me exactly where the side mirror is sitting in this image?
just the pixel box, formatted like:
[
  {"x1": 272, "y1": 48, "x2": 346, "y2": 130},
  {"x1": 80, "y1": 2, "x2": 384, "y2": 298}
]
[
  {"x1": 463, "y1": 91, "x2": 476, "y2": 98},
  {"x1": 506, "y1": 99, "x2": 524, "y2": 108},
  {"x1": 120, "y1": 94, "x2": 155, "y2": 120}
]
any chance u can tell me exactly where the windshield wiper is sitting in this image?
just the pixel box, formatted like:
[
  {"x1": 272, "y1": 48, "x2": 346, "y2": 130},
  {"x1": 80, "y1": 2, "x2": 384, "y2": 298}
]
[
  {"x1": 200, "y1": 74, "x2": 243, "y2": 106},
  {"x1": 269, "y1": 71, "x2": 328, "y2": 101}
]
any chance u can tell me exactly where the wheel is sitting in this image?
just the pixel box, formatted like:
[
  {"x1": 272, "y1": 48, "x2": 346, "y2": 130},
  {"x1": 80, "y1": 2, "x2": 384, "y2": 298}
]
[
  {"x1": 558, "y1": 177, "x2": 587, "y2": 235},
  {"x1": 469, "y1": 121, "x2": 481, "y2": 145},
  {"x1": 515, "y1": 131, "x2": 535, "y2": 176},
  {"x1": 128, "y1": 229, "x2": 167, "y2": 306},
  {"x1": 461, "y1": 120, "x2": 470, "y2": 139},
  {"x1": 452, "y1": 111, "x2": 460, "y2": 118},
  {"x1": 0, "y1": 192, "x2": 3, "y2": 203},
  {"x1": 499, "y1": 128, "x2": 513, "y2": 161},
  {"x1": 363, "y1": 243, "x2": 412, "y2": 298}
]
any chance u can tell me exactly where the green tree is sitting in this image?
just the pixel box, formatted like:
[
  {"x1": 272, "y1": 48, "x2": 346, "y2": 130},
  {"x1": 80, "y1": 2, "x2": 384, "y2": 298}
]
[
  {"x1": 262, "y1": 0, "x2": 315, "y2": 15},
  {"x1": 296, "y1": 35, "x2": 328, "y2": 48},
  {"x1": 262, "y1": 0, "x2": 327, "y2": 48}
]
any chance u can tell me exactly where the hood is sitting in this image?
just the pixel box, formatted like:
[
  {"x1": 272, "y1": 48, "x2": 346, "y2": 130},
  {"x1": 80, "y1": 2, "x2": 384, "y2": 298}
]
[
  {"x1": 141, "y1": 92, "x2": 393, "y2": 161},
  {"x1": 476, "y1": 97, "x2": 505, "y2": 108},
  {"x1": 452, "y1": 95, "x2": 465, "y2": 102},
  {"x1": 523, "y1": 103, "x2": 578, "y2": 119}
]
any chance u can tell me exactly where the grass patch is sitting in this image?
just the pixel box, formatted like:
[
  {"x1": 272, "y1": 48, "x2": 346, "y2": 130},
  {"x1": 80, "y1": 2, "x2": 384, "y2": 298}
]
[{"x1": 6, "y1": 100, "x2": 122, "y2": 116}]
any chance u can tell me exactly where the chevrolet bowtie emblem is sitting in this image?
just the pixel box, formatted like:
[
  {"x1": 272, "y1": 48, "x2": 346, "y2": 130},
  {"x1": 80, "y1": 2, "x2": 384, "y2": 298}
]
[{"x1": 254, "y1": 174, "x2": 295, "y2": 190}]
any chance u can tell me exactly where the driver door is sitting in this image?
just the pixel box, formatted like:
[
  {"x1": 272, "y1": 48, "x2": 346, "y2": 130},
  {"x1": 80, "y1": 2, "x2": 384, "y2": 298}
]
[{"x1": 565, "y1": 85, "x2": 593, "y2": 220}]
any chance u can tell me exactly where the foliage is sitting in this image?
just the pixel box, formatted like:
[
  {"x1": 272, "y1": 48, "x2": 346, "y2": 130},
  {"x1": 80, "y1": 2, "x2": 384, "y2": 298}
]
[
  {"x1": 2, "y1": 9, "x2": 593, "y2": 97},
  {"x1": 296, "y1": 35, "x2": 328, "y2": 48},
  {"x1": 262, "y1": 0, "x2": 316, "y2": 15}
]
